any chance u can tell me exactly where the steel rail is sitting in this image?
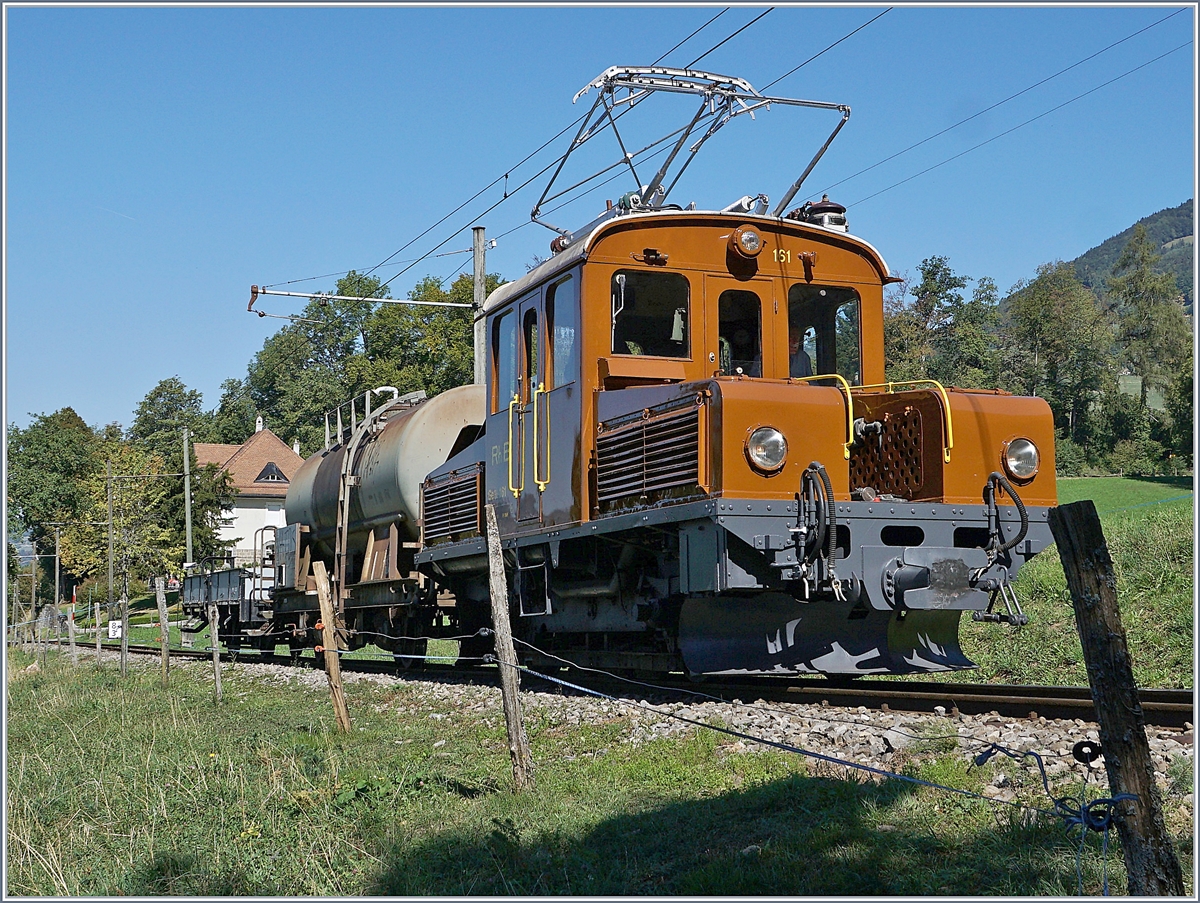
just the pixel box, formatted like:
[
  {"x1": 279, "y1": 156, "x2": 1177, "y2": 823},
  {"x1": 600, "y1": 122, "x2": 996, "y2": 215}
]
[{"x1": 95, "y1": 643, "x2": 1191, "y2": 729}]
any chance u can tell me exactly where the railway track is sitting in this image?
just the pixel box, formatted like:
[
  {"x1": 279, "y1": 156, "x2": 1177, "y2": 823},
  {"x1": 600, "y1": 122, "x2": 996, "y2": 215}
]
[{"x1": 96, "y1": 642, "x2": 1194, "y2": 729}]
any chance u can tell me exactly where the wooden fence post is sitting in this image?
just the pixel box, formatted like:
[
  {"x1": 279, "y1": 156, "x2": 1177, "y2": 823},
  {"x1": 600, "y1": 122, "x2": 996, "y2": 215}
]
[
  {"x1": 208, "y1": 601, "x2": 223, "y2": 703},
  {"x1": 484, "y1": 504, "x2": 534, "y2": 792},
  {"x1": 312, "y1": 561, "x2": 352, "y2": 732},
  {"x1": 155, "y1": 577, "x2": 170, "y2": 687},
  {"x1": 1048, "y1": 500, "x2": 1184, "y2": 895},
  {"x1": 68, "y1": 609, "x2": 77, "y2": 665},
  {"x1": 120, "y1": 594, "x2": 129, "y2": 677}
]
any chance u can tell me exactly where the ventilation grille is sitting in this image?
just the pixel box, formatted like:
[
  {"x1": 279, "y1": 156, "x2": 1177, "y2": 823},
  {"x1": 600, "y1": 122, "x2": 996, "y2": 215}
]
[
  {"x1": 850, "y1": 406, "x2": 924, "y2": 499},
  {"x1": 422, "y1": 465, "x2": 482, "y2": 544},
  {"x1": 596, "y1": 403, "x2": 701, "y2": 508}
]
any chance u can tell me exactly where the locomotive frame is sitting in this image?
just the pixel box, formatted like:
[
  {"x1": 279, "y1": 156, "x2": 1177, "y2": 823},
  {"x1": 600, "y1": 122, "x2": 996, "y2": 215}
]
[{"x1": 216, "y1": 67, "x2": 1057, "y2": 677}]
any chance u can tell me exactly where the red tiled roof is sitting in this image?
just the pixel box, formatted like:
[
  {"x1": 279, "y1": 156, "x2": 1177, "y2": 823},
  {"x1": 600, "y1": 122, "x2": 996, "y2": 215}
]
[
  {"x1": 197, "y1": 429, "x2": 306, "y2": 498},
  {"x1": 194, "y1": 443, "x2": 241, "y2": 469}
]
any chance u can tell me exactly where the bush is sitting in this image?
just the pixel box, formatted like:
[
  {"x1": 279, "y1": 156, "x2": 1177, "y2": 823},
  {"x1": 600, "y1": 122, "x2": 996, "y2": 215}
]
[
  {"x1": 1105, "y1": 438, "x2": 1166, "y2": 476},
  {"x1": 1053, "y1": 436, "x2": 1087, "y2": 476}
]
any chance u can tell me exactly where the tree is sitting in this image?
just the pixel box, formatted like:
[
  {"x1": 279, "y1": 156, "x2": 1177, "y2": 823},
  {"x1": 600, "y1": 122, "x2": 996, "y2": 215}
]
[
  {"x1": 930, "y1": 276, "x2": 1002, "y2": 389},
  {"x1": 242, "y1": 268, "x2": 495, "y2": 455},
  {"x1": 7, "y1": 409, "x2": 102, "y2": 565},
  {"x1": 884, "y1": 256, "x2": 999, "y2": 386},
  {"x1": 156, "y1": 460, "x2": 237, "y2": 565},
  {"x1": 6, "y1": 540, "x2": 20, "y2": 611},
  {"x1": 357, "y1": 272, "x2": 498, "y2": 398},
  {"x1": 883, "y1": 257, "x2": 967, "y2": 380},
  {"x1": 210, "y1": 378, "x2": 258, "y2": 445},
  {"x1": 1162, "y1": 367, "x2": 1193, "y2": 467},
  {"x1": 59, "y1": 439, "x2": 180, "y2": 589},
  {"x1": 128, "y1": 377, "x2": 214, "y2": 461},
  {"x1": 1107, "y1": 224, "x2": 1191, "y2": 405},
  {"x1": 1001, "y1": 262, "x2": 1118, "y2": 449}
]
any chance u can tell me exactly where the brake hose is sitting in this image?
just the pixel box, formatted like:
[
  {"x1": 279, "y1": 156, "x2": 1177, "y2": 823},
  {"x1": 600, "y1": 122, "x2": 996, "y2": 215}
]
[
  {"x1": 987, "y1": 471, "x2": 1029, "y2": 554},
  {"x1": 802, "y1": 462, "x2": 837, "y2": 564},
  {"x1": 815, "y1": 462, "x2": 837, "y2": 562}
]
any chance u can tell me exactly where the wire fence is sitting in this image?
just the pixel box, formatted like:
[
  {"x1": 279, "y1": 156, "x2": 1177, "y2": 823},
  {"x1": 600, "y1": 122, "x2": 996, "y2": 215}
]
[{"x1": 12, "y1": 610, "x2": 1178, "y2": 896}]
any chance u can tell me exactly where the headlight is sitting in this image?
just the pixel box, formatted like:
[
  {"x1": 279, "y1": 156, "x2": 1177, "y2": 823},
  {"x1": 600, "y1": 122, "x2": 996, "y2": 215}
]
[
  {"x1": 747, "y1": 426, "x2": 788, "y2": 472},
  {"x1": 730, "y1": 225, "x2": 764, "y2": 258},
  {"x1": 1003, "y1": 438, "x2": 1040, "y2": 481}
]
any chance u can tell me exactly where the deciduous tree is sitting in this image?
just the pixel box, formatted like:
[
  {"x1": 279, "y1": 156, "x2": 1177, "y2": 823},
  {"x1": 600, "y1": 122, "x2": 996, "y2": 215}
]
[
  {"x1": 1001, "y1": 262, "x2": 1117, "y2": 448},
  {"x1": 128, "y1": 377, "x2": 215, "y2": 461}
]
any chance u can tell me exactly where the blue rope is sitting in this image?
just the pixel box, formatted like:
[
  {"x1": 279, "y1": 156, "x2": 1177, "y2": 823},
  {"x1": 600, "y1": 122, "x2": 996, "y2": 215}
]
[{"x1": 1101, "y1": 493, "x2": 1192, "y2": 514}]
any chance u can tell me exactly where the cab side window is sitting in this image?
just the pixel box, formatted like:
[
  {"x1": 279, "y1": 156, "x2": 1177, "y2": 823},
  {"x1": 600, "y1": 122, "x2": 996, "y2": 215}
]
[
  {"x1": 491, "y1": 310, "x2": 517, "y2": 413},
  {"x1": 611, "y1": 270, "x2": 690, "y2": 358},
  {"x1": 522, "y1": 307, "x2": 539, "y2": 396},
  {"x1": 546, "y1": 275, "x2": 577, "y2": 388},
  {"x1": 787, "y1": 284, "x2": 861, "y2": 385}
]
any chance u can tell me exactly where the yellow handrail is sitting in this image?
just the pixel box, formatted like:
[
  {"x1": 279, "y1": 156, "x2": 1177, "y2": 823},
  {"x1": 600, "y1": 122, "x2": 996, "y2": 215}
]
[
  {"x1": 507, "y1": 392, "x2": 522, "y2": 497},
  {"x1": 854, "y1": 379, "x2": 955, "y2": 463},
  {"x1": 533, "y1": 383, "x2": 549, "y2": 490},
  {"x1": 788, "y1": 372, "x2": 855, "y2": 459}
]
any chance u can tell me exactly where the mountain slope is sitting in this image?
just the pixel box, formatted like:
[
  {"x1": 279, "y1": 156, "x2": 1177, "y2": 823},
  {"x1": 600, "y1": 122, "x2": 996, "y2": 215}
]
[{"x1": 1071, "y1": 198, "x2": 1193, "y2": 307}]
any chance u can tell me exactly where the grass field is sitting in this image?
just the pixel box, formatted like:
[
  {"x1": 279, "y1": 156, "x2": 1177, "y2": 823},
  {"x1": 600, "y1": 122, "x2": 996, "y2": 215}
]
[
  {"x1": 6, "y1": 652, "x2": 1193, "y2": 896},
  {"x1": 955, "y1": 475, "x2": 1193, "y2": 688},
  {"x1": 6, "y1": 476, "x2": 1194, "y2": 895}
]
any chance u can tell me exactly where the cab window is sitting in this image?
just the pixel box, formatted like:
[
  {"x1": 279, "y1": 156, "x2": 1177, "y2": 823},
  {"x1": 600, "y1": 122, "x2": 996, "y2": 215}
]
[
  {"x1": 717, "y1": 289, "x2": 761, "y2": 376},
  {"x1": 546, "y1": 275, "x2": 577, "y2": 388},
  {"x1": 611, "y1": 270, "x2": 689, "y2": 358},
  {"x1": 787, "y1": 285, "x2": 861, "y2": 385},
  {"x1": 491, "y1": 310, "x2": 517, "y2": 412}
]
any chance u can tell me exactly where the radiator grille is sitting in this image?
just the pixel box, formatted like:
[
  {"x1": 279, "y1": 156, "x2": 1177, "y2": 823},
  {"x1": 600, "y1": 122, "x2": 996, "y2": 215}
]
[
  {"x1": 849, "y1": 406, "x2": 924, "y2": 499},
  {"x1": 422, "y1": 466, "x2": 482, "y2": 543},
  {"x1": 596, "y1": 404, "x2": 701, "y2": 507}
]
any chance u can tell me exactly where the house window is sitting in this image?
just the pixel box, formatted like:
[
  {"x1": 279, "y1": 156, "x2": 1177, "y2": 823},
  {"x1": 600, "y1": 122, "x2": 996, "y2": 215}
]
[{"x1": 254, "y1": 462, "x2": 289, "y2": 483}]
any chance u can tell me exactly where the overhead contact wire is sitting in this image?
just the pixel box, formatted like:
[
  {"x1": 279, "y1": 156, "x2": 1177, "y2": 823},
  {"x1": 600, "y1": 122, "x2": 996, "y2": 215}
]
[
  {"x1": 849, "y1": 41, "x2": 1192, "y2": 208},
  {"x1": 338, "y1": 7, "x2": 782, "y2": 296},
  {"x1": 652, "y1": 8, "x2": 730, "y2": 66},
  {"x1": 761, "y1": 7, "x2": 892, "y2": 91},
  {"x1": 684, "y1": 7, "x2": 774, "y2": 68},
  {"x1": 812, "y1": 7, "x2": 1186, "y2": 201}
]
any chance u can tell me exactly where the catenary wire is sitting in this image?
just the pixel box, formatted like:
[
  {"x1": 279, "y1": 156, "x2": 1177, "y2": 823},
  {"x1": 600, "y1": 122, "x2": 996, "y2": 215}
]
[
  {"x1": 367, "y1": 9, "x2": 781, "y2": 293},
  {"x1": 761, "y1": 7, "x2": 892, "y2": 91},
  {"x1": 462, "y1": 8, "x2": 901, "y2": 251},
  {"x1": 355, "y1": 9, "x2": 770, "y2": 290},
  {"x1": 651, "y1": 8, "x2": 730, "y2": 66},
  {"x1": 261, "y1": 10, "x2": 782, "y2": 300},
  {"x1": 684, "y1": 7, "x2": 773, "y2": 69},
  {"x1": 808, "y1": 7, "x2": 1186, "y2": 203},
  {"x1": 848, "y1": 40, "x2": 1191, "y2": 208}
]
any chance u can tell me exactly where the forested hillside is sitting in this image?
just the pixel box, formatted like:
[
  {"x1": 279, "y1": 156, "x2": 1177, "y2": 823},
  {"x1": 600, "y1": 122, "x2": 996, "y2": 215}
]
[{"x1": 1072, "y1": 199, "x2": 1193, "y2": 307}]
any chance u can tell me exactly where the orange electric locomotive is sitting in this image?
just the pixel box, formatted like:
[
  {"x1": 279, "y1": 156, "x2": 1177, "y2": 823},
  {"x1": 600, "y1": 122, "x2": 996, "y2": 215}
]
[{"x1": 262, "y1": 68, "x2": 1056, "y2": 676}]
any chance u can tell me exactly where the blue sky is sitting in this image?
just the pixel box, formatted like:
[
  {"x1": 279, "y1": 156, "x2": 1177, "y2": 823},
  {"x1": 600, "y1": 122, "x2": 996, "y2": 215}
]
[{"x1": 4, "y1": 4, "x2": 1195, "y2": 432}]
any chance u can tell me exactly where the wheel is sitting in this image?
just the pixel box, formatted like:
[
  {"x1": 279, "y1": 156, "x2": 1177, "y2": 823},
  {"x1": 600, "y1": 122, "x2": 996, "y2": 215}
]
[{"x1": 392, "y1": 637, "x2": 428, "y2": 671}]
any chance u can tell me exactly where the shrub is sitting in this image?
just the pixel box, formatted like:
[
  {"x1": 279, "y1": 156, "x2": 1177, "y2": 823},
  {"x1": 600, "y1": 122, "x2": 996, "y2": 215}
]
[
  {"x1": 1106, "y1": 438, "x2": 1166, "y2": 476},
  {"x1": 1054, "y1": 436, "x2": 1086, "y2": 476}
]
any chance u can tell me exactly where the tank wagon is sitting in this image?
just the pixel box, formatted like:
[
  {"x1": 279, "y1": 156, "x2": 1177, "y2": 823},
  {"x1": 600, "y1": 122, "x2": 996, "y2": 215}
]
[{"x1": 244, "y1": 68, "x2": 1057, "y2": 676}]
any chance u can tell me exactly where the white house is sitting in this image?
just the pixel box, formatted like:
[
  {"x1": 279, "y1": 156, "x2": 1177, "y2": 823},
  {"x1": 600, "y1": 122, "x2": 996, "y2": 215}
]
[{"x1": 194, "y1": 419, "x2": 306, "y2": 565}]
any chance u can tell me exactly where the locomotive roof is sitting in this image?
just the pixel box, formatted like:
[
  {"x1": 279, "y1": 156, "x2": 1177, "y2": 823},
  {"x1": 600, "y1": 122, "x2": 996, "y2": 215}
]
[{"x1": 482, "y1": 209, "x2": 892, "y2": 315}]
